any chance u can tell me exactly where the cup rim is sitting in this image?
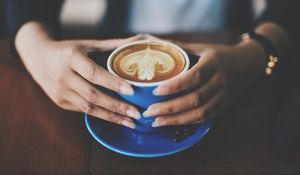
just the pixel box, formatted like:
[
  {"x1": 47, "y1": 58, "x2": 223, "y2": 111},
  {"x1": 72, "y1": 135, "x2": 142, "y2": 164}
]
[{"x1": 107, "y1": 40, "x2": 190, "y2": 87}]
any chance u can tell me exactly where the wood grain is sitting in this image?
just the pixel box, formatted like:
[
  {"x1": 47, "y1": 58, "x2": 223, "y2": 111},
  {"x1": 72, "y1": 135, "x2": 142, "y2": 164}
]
[
  {"x1": 0, "y1": 37, "x2": 299, "y2": 174},
  {"x1": 0, "y1": 40, "x2": 91, "y2": 174}
]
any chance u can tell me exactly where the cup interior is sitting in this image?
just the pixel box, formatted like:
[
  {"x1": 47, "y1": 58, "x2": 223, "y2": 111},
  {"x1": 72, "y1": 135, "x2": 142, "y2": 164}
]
[{"x1": 107, "y1": 40, "x2": 190, "y2": 87}]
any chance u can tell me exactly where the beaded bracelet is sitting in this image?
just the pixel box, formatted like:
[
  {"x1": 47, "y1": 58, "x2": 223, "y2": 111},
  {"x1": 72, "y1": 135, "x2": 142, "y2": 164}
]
[{"x1": 241, "y1": 32, "x2": 279, "y2": 76}]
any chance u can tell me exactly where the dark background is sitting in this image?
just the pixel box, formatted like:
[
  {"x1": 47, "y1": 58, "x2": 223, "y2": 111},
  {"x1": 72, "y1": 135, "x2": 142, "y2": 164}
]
[{"x1": 0, "y1": 0, "x2": 6, "y2": 38}]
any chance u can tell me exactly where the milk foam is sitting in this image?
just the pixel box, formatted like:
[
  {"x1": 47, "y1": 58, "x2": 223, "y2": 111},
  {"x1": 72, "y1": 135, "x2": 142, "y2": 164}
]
[{"x1": 120, "y1": 47, "x2": 175, "y2": 81}]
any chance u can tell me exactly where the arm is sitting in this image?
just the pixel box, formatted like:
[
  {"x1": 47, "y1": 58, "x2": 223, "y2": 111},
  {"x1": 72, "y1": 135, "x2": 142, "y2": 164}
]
[
  {"x1": 6, "y1": 0, "x2": 143, "y2": 129},
  {"x1": 144, "y1": 1, "x2": 297, "y2": 126},
  {"x1": 257, "y1": 0, "x2": 299, "y2": 53}
]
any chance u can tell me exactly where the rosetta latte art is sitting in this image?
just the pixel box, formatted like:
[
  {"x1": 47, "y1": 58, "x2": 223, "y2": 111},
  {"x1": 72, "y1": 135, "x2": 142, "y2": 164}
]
[{"x1": 120, "y1": 48, "x2": 176, "y2": 81}]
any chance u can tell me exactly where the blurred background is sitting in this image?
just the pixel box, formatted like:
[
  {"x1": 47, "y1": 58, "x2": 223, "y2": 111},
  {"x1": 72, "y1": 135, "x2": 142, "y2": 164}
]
[
  {"x1": 0, "y1": 1, "x2": 299, "y2": 174},
  {"x1": 0, "y1": 0, "x2": 5, "y2": 38}
]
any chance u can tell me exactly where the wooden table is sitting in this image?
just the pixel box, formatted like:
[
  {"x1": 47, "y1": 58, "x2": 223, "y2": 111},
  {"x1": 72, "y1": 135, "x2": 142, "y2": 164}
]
[{"x1": 1, "y1": 37, "x2": 300, "y2": 174}]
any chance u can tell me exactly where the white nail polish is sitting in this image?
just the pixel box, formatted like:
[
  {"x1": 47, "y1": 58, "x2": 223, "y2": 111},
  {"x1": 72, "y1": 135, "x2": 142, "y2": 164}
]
[
  {"x1": 152, "y1": 120, "x2": 167, "y2": 127},
  {"x1": 127, "y1": 109, "x2": 141, "y2": 119},
  {"x1": 152, "y1": 88, "x2": 158, "y2": 95},
  {"x1": 143, "y1": 108, "x2": 159, "y2": 117},
  {"x1": 152, "y1": 121, "x2": 158, "y2": 127},
  {"x1": 153, "y1": 87, "x2": 169, "y2": 96},
  {"x1": 120, "y1": 86, "x2": 134, "y2": 95},
  {"x1": 122, "y1": 120, "x2": 136, "y2": 129},
  {"x1": 143, "y1": 110, "x2": 151, "y2": 117}
]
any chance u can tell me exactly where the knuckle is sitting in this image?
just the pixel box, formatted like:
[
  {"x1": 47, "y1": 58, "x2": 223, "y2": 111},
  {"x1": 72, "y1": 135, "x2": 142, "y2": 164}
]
[
  {"x1": 55, "y1": 98, "x2": 67, "y2": 107},
  {"x1": 170, "y1": 83, "x2": 182, "y2": 92},
  {"x1": 111, "y1": 102, "x2": 122, "y2": 113},
  {"x1": 52, "y1": 92, "x2": 67, "y2": 108},
  {"x1": 109, "y1": 114, "x2": 122, "y2": 125},
  {"x1": 54, "y1": 70, "x2": 69, "y2": 85},
  {"x1": 57, "y1": 74, "x2": 67, "y2": 85},
  {"x1": 82, "y1": 103, "x2": 94, "y2": 114},
  {"x1": 57, "y1": 99, "x2": 65, "y2": 107},
  {"x1": 164, "y1": 105, "x2": 175, "y2": 114},
  {"x1": 86, "y1": 88, "x2": 98, "y2": 103},
  {"x1": 191, "y1": 93, "x2": 201, "y2": 107},
  {"x1": 173, "y1": 118, "x2": 183, "y2": 126},
  {"x1": 168, "y1": 107, "x2": 174, "y2": 114}
]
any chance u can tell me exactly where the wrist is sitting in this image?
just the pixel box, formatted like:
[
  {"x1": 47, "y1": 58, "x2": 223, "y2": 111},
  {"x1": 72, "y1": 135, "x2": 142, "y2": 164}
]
[
  {"x1": 237, "y1": 39, "x2": 266, "y2": 60},
  {"x1": 16, "y1": 22, "x2": 55, "y2": 52},
  {"x1": 16, "y1": 22, "x2": 56, "y2": 62},
  {"x1": 233, "y1": 39, "x2": 268, "y2": 75}
]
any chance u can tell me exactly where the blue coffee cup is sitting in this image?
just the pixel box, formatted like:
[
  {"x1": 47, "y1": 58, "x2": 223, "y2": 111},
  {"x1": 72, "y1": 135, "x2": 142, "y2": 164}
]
[{"x1": 107, "y1": 40, "x2": 190, "y2": 133}]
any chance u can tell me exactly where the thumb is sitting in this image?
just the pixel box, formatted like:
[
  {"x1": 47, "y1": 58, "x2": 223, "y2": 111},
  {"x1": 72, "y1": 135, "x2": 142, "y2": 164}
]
[
  {"x1": 173, "y1": 41, "x2": 209, "y2": 56},
  {"x1": 76, "y1": 34, "x2": 144, "y2": 51},
  {"x1": 154, "y1": 50, "x2": 217, "y2": 95}
]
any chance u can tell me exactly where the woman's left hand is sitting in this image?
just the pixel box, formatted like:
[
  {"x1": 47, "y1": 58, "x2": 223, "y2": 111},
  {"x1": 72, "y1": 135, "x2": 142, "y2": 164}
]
[{"x1": 143, "y1": 40, "x2": 267, "y2": 127}]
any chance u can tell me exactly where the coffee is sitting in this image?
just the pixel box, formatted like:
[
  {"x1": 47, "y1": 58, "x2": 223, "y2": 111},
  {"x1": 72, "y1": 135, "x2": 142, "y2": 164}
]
[
  {"x1": 107, "y1": 40, "x2": 190, "y2": 133},
  {"x1": 111, "y1": 42, "x2": 186, "y2": 83}
]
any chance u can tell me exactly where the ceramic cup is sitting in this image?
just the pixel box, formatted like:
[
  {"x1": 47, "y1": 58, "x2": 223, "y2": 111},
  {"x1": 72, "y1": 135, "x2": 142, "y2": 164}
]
[{"x1": 107, "y1": 40, "x2": 190, "y2": 133}]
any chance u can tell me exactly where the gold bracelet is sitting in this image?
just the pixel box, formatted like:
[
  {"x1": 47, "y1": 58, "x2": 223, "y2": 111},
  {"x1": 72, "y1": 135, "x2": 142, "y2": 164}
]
[
  {"x1": 265, "y1": 54, "x2": 278, "y2": 76},
  {"x1": 241, "y1": 33, "x2": 279, "y2": 76}
]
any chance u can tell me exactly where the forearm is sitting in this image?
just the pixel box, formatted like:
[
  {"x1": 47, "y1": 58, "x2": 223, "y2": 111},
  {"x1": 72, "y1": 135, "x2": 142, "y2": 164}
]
[
  {"x1": 255, "y1": 22, "x2": 291, "y2": 57},
  {"x1": 16, "y1": 22, "x2": 54, "y2": 64},
  {"x1": 231, "y1": 22, "x2": 292, "y2": 80}
]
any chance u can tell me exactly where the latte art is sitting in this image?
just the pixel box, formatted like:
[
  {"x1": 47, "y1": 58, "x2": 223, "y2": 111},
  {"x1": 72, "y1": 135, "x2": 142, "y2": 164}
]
[
  {"x1": 121, "y1": 48, "x2": 175, "y2": 81},
  {"x1": 111, "y1": 42, "x2": 186, "y2": 83}
]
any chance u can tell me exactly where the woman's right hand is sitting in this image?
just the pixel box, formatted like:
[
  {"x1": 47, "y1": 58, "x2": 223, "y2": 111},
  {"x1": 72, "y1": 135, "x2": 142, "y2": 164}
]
[{"x1": 15, "y1": 22, "x2": 142, "y2": 129}]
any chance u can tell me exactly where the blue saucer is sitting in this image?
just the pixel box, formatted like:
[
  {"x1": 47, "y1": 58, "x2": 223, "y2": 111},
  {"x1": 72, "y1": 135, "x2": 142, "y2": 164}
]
[{"x1": 85, "y1": 114, "x2": 213, "y2": 158}]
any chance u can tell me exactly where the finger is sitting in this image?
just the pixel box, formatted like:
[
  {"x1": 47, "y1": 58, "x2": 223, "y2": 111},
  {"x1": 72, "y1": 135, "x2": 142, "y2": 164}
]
[
  {"x1": 152, "y1": 90, "x2": 225, "y2": 127},
  {"x1": 54, "y1": 92, "x2": 82, "y2": 112},
  {"x1": 154, "y1": 51, "x2": 218, "y2": 96},
  {"x1": 88, "y1": 104, "x2": 136, "y2": 129},
  {"x1": 61, "y1": 90, "x2": 136, "y2": 129},
  {"x1": 70, "y1": 50, "x2": 134, "y2": 95},
  {"x1": 142, "y1": 34, "x2": 164, "y2": 41},
  {"x1": 144, "y1": 73, "x2": 220, "y2": 117},
  {"x1": 174, "y1": 41, "x2": 207, "y2": 55},
  {"x1": 174, "y1": 41, "x2": 221, "y2": 56},
  {"x1": 74, "y1": 35, "x2": 143, "y2": 51},
  {"x1": 67, "y1": 72, "x2": 141, "y2": 119}
]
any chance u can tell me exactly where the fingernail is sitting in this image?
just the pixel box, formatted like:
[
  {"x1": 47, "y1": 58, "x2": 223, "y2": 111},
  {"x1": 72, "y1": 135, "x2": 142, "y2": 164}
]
[
  {"x1": 152, "y1": 88, "x2": 158, "y2": 95},
  {"x1": 143, "y1": 110, "x2": 151, "y2": 117},
  {"x1": 120, "y1": 85, "x2": 134, "y2": 95},
  {"x1": 127, "y1": 109, "x2": 141, "y2": 119},
  {"x1": 143, "y1": 108, "x2": 160, "y2": 117},
  {"x1": 153, "y1": 87, "x2": 168, "y2": 96},
  {"x1": 122, "y1": 120, "x2": 136, "y2": 129},
  {"x1": 152, "y1": 119, "x2": 167, "y2": 127}
]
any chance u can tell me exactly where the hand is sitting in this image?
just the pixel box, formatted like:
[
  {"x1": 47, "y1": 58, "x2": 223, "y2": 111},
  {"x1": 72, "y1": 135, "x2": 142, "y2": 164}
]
[
  {"x1": 16, "y1": 22, "x2": 142, "y2": 129},
  {"x1": 143, "y1": 40, "x2": 267, "y2": 127}
]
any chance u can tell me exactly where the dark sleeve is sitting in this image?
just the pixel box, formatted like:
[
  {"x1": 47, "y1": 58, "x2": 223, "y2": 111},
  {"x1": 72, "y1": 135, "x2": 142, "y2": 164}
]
[
  {"x1": 5, "y1": 0, "x2": 63, "y2": 48},
  {"x1": 257, "y1": 0, "x2": 300, "y2": 51},
  {"x1": 257, "y1": 1, "x2": 300, "y2": 87}
]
